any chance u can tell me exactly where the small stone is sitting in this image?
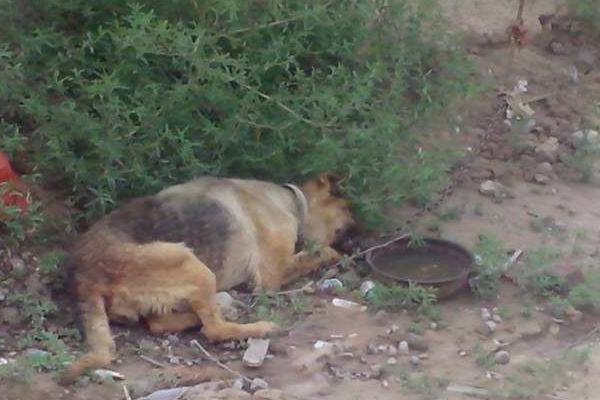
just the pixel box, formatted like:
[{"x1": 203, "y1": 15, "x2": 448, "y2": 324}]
[
  {"x1": 381, "y1": 379, "x2": 390, "y2": 389},
  {"x1": 536, "y1": 162, "x2": 554, "y2": 175},
  {"x1": 459, "y1": 350, "x2": 467, "y2": 357},
  {"x1": 232, "y1": 379, "x2": 245, "y2": 391},
  {"x1": 389, "y1": 324, "x2": 400, "y2": 333},
  {"x1": 243, "y1": 338, "x2": 270, "y2": 368},
  {"x1": 492, "y1": 315, "x2": 502, "y2": 324},
  {"x1": 93, "y1": 369, "x2": 125, "y2": 381},
  {"x1": 167, "y1": 334, "x2": 179, "y2": 345},
  {"x1": 217, "y1": 388, "x2": 252, "y2": 399},
  {"x1": 418, "y1": 353, "x2": 428, "y2": 360},
  {"x1": 405, "y1": 333, "x2": 429, "y2": 352},
  {"x1": 387, "y1": 345, "x2": 398, "y2": 356},
  {"x1": 481, "y1": 308, "x2": 492, "y2": 321},
  {"x1": 516, "y1": 320, "x2": 544, "y2": 338},
  {"x1": 410, "y1": 356, "x2": 420, "y2": 366},
  {"x1": 318, "y1": 279, "x2": 343, "y2": 292},
  {"x1": 9, "y1": 257, "x2": 27, "y2": 277},
  {"x1": 429, "y1": 322, "x2": 438, "y2": 330},
  {"x1": 548, "y1": 40, "x2": 568, "y2": 55},
  {"x1": 23, "y1": 348, "x2": 50, "y2": 358},
  {"x1": 250, "y1": 378, "x2": 269, "y2": 392},
  {"x1": 398, "y1": 341, "x2": 409, "y2": 355},
  {"x1": 479, "y1": 180, "x2": 512, "y2": 199},
  {"x1": 486, "y1": 321, "x2": 497, "y2": 333},
  {"x1": 494, "y1": 351, "x2": 510, "y2": 365},
  {"x1": 550, "y1": 324, "x2": 560, "y2": 337},
  {"x1": 0, "y1": 288, "x2": 8, "y2": 302},
  {"x1": 168, "y1": 356, "x2": 180, "y2": 365},
  {"x1": 366, "y1": 344, "x2": 378, "y2": 355},
  {"x1": 534, "y1": 137, "x2": 559, "y2": 162},
  {"x1": 387, "y1": 357, "x2": 397, "y2": 365},
  {"x1": 254, "y1": 389, "x2": 283, "y2": 400},
  {"x1": 534, "y1": 174, "x2": 551, "y2": 185},
  {"x1": 359, "y1": 281, "x2": 376, "y2": 297}
]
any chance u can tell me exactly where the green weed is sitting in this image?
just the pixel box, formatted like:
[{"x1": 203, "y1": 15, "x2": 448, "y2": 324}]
[
  {"x1": 470, "y1": 234, "x2": 508, "y2": 299},
  {"x1": 0, "y1": 0, "x2": 472, "y2": 227},
  {"x1": 368, "y1": 283, "x2": 440, "y2": 320},
  {"x1": 514, "y1": 247, "x2": 562, "y2": 297},
  {"x1": 568, "y1": 270, "x2": 600, "y2": 309}
]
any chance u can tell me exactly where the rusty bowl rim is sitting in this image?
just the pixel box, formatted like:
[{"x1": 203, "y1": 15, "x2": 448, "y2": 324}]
[{"x1": 365, "y1": 237, "x2": 473, "y2": 285}]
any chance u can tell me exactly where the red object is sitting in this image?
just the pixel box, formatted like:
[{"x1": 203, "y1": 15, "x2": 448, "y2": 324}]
[{"x1": 0, "y1": 152, "x2": 29, "y2": 212}]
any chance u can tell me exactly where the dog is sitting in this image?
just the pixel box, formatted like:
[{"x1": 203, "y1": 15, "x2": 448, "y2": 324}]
[{"x1": 62, "y1": 173, "x2": 354, "y2": 383}]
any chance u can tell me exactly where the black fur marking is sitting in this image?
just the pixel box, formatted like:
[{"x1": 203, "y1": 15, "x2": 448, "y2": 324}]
[{"x1": 107, "y1": 196, "x2": 230, "y2": 272}]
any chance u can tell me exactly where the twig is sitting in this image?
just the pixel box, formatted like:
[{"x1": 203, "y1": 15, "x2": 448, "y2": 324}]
[
  {"x1": 239, "y1": 83, "x2": 330, "y2": 128},
  {"x1": 189, "y1": 339, "x2": 252, "y2": 384},
  {"x1": 139, "y1": 354, "x2": 167, "y2": 369},
  {"x1": 516, "y1": 0, "x2": 525, "y2": 25},
  {"x1": 123, "y1": 385, "x2": 132, "y2": 400},
  {"x1": 228, "y1": 16, "x2": 302, "y2": 35},
  {"x1": 259, "y1": 281, "x2": 315, "y2": 297}
]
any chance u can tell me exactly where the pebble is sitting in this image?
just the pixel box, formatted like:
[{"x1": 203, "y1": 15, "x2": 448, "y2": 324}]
[
  {"x1": 494, "y1": 351, "x2": 511, "y2": 365},
  {"x1": 429, "y1": 322, "x2": 438, "y2": 330},
  {"x1": 481, "y1": 308, "x2": 491, "y2": 321},
  {"x1": 485, "y1": 321, "x2": 497, "y2": 333},
  {"x1": 410, "y1": 356, "x2": 420, "y2": 366},
  {"x1": 405, "y1": 333, "x2": 429, "y2": 352},
  {"x1": 168, "y1": 356, "x2": 180, "y2": 365},
  {"x1": 398, "y1": 341, "x2": 410, "y2": 355},
  {"x1": 387, "y1": 345, "x2": 398, "y2": 356},
  {"x1": 492, "y1": 315, "x2": 502, "y2": 324},
  {"x1": 250, "y1": 378, "x2": 269, "y2": 391},
  {"x1": 331, "y1": 298, "x2": 367, "y2": 311},
  {"x1": 381, "y1": 379, "x2": 390, "y2": 388},
  {"x1": 366, "y1": 344, "x2": 378, "y2": 355},
  {"x1": 9, "y1": 257, "x2": 27, "y2": 276},
  {"x1": 243, "y1": 338, "x2": 270, "y2": 368},
  {"x1": 167, "y1": 334, "x2": 179, "y2": 345},
  {"x1": 93, "y1": 369, "x2": 125, "y2": 381},
  {"x1": 458, "y1": 350, "x2": 467, "y2": 357},
  {"x1": 232, "y1": 379, "x2": 245, "y2": 391},
  {"x1": 479, "y1": 180, "x2": 513, "y2": 199},
  {"x1": 387, "y1": 357, "x2": 398, "y2": 365},
  {"x1": 23, "y1": 348, "x2": 50, "y2": 358},
  {"x1": 360, "y1": 281, "x2": 376, "y2": 297},
  {"x1": 318, "y1": 279, "x2": 343, "y2": 292}
]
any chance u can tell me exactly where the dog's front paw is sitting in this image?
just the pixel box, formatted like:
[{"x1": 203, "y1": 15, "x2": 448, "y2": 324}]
[{"x1": 252, "y1": 321, "x2": 282, "y2": 337}]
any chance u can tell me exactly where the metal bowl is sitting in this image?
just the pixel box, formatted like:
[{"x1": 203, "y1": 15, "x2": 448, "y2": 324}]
[{"x1": 366, "y1": 237, "x2": 473, "y2": 299}]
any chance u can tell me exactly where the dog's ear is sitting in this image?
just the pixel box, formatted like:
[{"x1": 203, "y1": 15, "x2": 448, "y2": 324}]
[{"x1": 317, "y1": 172, "x2": 342, "y2": 193}]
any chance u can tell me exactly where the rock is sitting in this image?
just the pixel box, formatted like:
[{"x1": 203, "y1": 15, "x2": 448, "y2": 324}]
[
  {"x1": 166, "y1": 334, "x2": 179, "y2": 345},
  {"x1": 318, "y1": 279, "x2": 343, "y2": 292},
  {"x1": 250, "y1": 378, "x2": 269, "y2": 392},
  {"x1": 410, "y1": 356, "x2": 420, "y2": 366},
  {"x1": 137, "y1": 387, "x2": 189, "y2": 400},
  {"x1": 138, "y1": 339, "x2": 156, "y2": 352},
  {"x1": 535, "y1": 137, "x2": 559, "y2": 162},
  {"x1": 516, "y1": 320, "x2": 544, "y2": 338},
  {"x1": 429, "y1": 322, "x2": 438, "y2": 330},
  {"x1": 485, "y1": 321, "x2": 497, "y2": 332},
  {"x1": 167, "y1": 356, "x2": 180, "y2": 365},
  {"x1": 9, "y1": 257, "x2": 27, "y2": 277},
  {"x1": 23, "y1": 348, "x2": 50, "y2": 358},
  {"x1": 492, "y1": 315, "x2": 502, "y2": 324},
  {"x1": 331, "y1": 298, "x2": 366, "y2": 311},
  {"x1": 479, "y1": 180, "x2": 513, "y2": 199},
  {"x1": 387, "y1": 345, "x2": 398, "y2": 356},
  {"x1": 536, "y1": 162, "x2": 554, "y2": 175},
  {"x1": 93, "y1": 369, "x2": 125, "y2": 381},
  {"x1": 405, "y1": 333, "x2": 429, "y2": 352},
  {"x1": 366, "y1": 344, "x2": 378, "y2": 355},
  {"x1": 398, "y1": 341, "x2": 409, "y2": 355},
  {"x1": 359, "y1": 280, "x2": 376, "y2": 297},
  {"x1": 533, "y1": 174, "x2": 551, "y2": 185},
  {"x1": 254, "y1": 389, "x2": 283, "y2": 400},
  {"x1": 386, "y1": 324, "x2": 400, "y2": 335},
  {"x1": 216, "y1": 292, "x2": 240, "y2": 321},
  {"x1": 549, "y1": 263, "x2": 585, "y2": 288},
  {"x1": 243, "y1": 338, "x2": 270, "y2": 368},
  {"x1": 550, "y1": 324, "x2": 560, "y2": 337},
  {"x1": 548, "y1": 40, "x2": 568, "y2": 55},
  {"x1": 494, "y1": 351, "x2": 510, "y2": 365},
  {"x1": 0, "y1": 288, "x2": 8, "y2": 302},
  {"x1": 481, "y1": 308, "x2": 491, "y2": 321},
  {"x1": 232, "y1": 379, "x2": 245, "y2": 391},
  {"x1": 387, "y1": 357, "x2": 397, "y2": 365}
]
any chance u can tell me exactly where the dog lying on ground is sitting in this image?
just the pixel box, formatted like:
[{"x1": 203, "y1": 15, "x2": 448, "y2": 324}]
[{"x1": 62, "y1": 173, "x2": 354, "y2": 383}]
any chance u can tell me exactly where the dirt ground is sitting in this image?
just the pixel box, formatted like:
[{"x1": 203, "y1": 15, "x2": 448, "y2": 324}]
[{"x1": 3, "y1": 1, "x2": 600, "y2": 399}]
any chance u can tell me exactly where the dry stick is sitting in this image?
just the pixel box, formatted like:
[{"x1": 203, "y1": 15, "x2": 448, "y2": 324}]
[
  {"x1": 189, "y1": 339, "x2": 252, "y2": 384},
  {"x1": 516, "y1": 0, "x2": 526, "y2": 25},
  {"x1": 567, "y1": 325, "x2": 600, "y2": 350},
  {"x1": 123, "y1": 385, "x2": 132, "y2": 400},
  {"x1": 139, "y1": 354, "x2": 167, "y2": 369}
]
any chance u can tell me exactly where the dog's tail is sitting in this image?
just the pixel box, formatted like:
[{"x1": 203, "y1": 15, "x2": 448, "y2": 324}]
[{"x1": 60, "y1": 293, "x2": 115, "y2": 384}]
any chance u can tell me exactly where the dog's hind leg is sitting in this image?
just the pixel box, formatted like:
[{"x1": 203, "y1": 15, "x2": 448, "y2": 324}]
[{"x1": 61, "y1": 293, "x2": 115, "y2": 384}]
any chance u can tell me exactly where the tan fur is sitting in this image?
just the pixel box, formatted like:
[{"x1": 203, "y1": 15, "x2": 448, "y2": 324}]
[{"x1": 61, "y1": 173, "x2": 353, "y2": 383}]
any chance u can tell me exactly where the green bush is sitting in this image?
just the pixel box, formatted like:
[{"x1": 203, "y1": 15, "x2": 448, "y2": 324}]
[
  {"x1": 568, "y1": 0, "x2": 600, "y2": 33},
  {"x1": 0, "y1": 0, "x2": 471, "y2": 225}
]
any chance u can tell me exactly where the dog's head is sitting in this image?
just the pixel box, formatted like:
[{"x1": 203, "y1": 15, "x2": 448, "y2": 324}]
[{"x1": 302, "y1": 173, "x2": 355, "y2": 246}]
